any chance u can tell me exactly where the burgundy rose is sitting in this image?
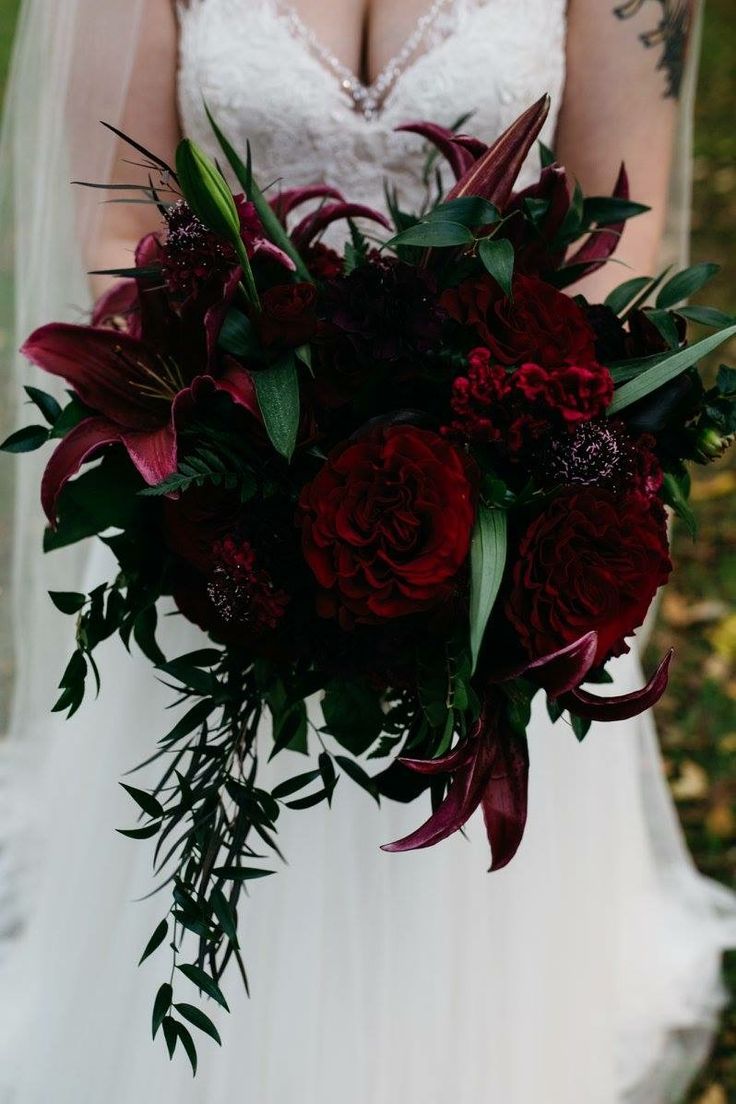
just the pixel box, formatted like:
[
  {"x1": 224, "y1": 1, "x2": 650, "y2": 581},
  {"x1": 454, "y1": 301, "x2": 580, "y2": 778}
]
[
  {"x1": 258, "y1": 282, "x2": 318, "y2": 347},
  {"x1": 441, "y1": 274, "x2": 597, "y2": 368},
  {"x1": 506, "y1": 488, "x2": 672, "y2": 667},
  {"x1": 298, "y1": 425, "x2": 475, "y2": 625},
  {"x1": 448, "y1": 346, "x2": 613, "y2": 456}
]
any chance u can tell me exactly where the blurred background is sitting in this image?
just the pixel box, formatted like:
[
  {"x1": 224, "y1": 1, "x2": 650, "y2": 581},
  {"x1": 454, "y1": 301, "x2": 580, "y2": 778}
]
[{"x1": 0, "y1": 3, "x2": 734, "y2": 1100}]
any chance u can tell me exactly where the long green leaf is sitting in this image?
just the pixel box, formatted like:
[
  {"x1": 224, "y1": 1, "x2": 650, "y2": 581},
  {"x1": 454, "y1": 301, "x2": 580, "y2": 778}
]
[
  {"x1": 253, "y1": 358, "x2": 300, "y2": 460},
  {"x1": 469, "y1": 505, "x2": 507, "y2": 674},
  {"x1": 655, "y1": 261, "x2": 720, "y2": 309},
  {"x1": 388, "y1": 221, "x2": 473, "y2": 248},
  {"x1": 607, "y1": 324, "x2": 736, "y2": 415},
  {"x1": 204, "y1": 103, "x2": 311, "y2": 281}
]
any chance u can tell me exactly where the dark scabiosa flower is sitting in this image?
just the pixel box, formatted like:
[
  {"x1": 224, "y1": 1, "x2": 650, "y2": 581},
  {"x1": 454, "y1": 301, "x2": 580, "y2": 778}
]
[
  {"x1": 207, "y1": 537, "x2": 289, "y2": 631},
  {"x1": 539, "y1": 420, "x2": 664, "y2": 498},
  {"x1": 161, "y1": 200, "x2": 237, "y2": 299}
]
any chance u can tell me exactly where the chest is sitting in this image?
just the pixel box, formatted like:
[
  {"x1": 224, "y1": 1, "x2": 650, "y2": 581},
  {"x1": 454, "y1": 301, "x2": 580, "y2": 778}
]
[{"x1": 176, "y1": 0, "x2": 567, "y2": 209}]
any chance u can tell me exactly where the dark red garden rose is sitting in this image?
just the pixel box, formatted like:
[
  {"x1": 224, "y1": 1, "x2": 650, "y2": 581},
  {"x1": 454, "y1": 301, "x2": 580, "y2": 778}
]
[
  {"x1": 448, "y1": 346, "x2": 613, "y2": 456},
  {"x1": 441, "y1": 274, "x2": 597, "y2": 368},
  {"x1": 298, "y1": 425, "x2": 475, "y2": 625},
  {"x1": 506, "y1": 488, "x2": 672, "y2": 667},
  {"x1": 304, "y1": 242, "x2": 344, "y2": 280},
  {"x1": 258, "y1": 282, "x2": 318, "y2": 347}
]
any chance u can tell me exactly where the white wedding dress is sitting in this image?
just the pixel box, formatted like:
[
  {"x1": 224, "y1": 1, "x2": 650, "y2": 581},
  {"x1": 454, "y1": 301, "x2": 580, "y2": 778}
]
[{"x1": 1, "y1": 1, "x2": 735, "y2": 1101}]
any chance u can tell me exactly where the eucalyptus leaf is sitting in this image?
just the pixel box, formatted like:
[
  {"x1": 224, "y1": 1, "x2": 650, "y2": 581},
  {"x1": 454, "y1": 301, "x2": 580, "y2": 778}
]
[
  {"x1": 152, "y1": 983, "x2": 173, "y2": 1039},
  {"x1": 48, "y1": 591, "x2": 86, "y2": 615},
  {"x1": 604, "y1": 276, "x2": 652, "y2": 316},
  {"x1": 469, "y1": 505, "x2": 507, "y2": 674},
  {"x1": 139, "y1": 919, "x2": 169, "y2": 966},
  {"x1": 121, "y1": 782, "x2": 164, "y2": 821},
  {"x1": 24, "y1": 386, "x2": 62, "y2": 425},
  {"x1": 678, "y1": 305, "x2": 735, "y2": 329},
  {"x1": 174, "y1": 1003, "x2": 222, "y2": 1047},
  {"x1": 334, "y1": 755, "x2": 380, "y2": 804},
  {"x1": 178, "y1": 963, "x2": 230, "y2": 1011}
]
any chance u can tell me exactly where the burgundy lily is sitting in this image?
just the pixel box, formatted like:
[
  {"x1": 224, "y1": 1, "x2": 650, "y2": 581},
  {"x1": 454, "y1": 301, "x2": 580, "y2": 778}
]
[
  {"x1": 383, "y1": 633, "x2": 673, "y2": 868},
  {"x1": 382, "y1": 698, "x2": 530, "y2": 872},
  {"x1": 23, "y1": 234, "x2": 258, "y2": 522}
]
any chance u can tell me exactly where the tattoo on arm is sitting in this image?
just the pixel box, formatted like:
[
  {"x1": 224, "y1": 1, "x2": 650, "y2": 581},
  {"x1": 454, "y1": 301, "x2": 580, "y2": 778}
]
[{"x1": 613, "y1": 1, "x2": 692, "y2": 99}]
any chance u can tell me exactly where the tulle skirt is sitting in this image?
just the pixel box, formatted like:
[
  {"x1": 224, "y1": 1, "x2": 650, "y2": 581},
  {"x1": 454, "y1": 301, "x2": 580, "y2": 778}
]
[{"x1": 1, "y1": 543, "x2": 734, "y2": 1104}]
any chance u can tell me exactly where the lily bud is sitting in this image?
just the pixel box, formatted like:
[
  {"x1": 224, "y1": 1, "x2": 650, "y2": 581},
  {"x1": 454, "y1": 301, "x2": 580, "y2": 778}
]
[
  {"x1": 175, "y1": 138, "x2": 242, "y2": 247},
  {"x1": 694, "y1": 425, "x2": 734, "y2": 463}
]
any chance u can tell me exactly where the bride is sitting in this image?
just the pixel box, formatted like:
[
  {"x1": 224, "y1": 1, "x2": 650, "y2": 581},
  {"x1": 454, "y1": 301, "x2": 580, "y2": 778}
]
[{"x1": 1, "y1": 0, "x2": 735, "y2": 1100}]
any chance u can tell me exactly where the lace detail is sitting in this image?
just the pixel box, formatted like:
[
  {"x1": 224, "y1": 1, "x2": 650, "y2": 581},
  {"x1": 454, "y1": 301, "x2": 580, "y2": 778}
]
[
  {"x1": 176, "y1": 0, "x2": 567, "y2": 237},
  {"x1": 271, "y1": 0, "x2": 456, "y2": 120}
]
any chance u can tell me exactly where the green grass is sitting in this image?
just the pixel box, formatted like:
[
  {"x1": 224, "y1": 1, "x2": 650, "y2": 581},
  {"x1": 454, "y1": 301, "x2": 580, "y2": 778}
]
[{"x1": 0, "y1": 2, "x2": 734, "y2": 1100}]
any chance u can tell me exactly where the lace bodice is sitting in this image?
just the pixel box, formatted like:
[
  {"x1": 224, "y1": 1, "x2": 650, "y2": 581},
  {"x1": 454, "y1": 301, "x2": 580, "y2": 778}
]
[{"x1": 177, "y1": 0, "x2": 567, "y2": 221}]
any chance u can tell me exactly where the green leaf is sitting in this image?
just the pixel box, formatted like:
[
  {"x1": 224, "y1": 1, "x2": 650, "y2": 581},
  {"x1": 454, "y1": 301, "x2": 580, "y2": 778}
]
[
  {"x1": 389, "y1": 221, "x2": 474, "y2": 248},
  {"x1": 174, "y1": 1021, "x2": 198, "y2": 1076},
  {"x1": 116, "y1": 822, "x2": 161, "y2": 841},
  {"x1": 426, "y1": 197, "x2": 499, "y2": 227},
  {"x1": 678, "y1": 305, "x2": 736, "y2": 329},
  {"x1": 175, "y1": 138, "x2": 241, "y2": 244},
  {"x1": 160, "y1": 700, "x2": 216, "y2": 746},
  {"x1": 321, "y1": 680, "x2": 384, "y2": 755},
  {"x1": 162, "y1": 1016, "x2": 179, "y2": 1059},
  {"x1": 607, "y1": 324, "x2": 736, "y2": 415},
  {"x1": 48, "y1": 591, "x2": 86, "y2": 615},
  {"x1": 571, "y1": 714, "x2": 592, "y2": 742},
  {"x1": 539, "y1": 140, "x2": 555, "y2": 168},
  {"x1": 717, "y1": 364, "x2": 736, "y2": 395},
  {"x1": 218, "y1": 310, "x2": 261, "y2": 359},
  {"x1": 152, "y1": 983, "x2": 173, "y2": 1039},
  {"x1": 204, "y1": 104, "x2": 311, "y2": 281},
  {"x1": 211, "y1": 866, "x2": 276, "y2": 881},
  {"x1": 133, "y1": 605, "x2": 166, "y2": 665},
  {"x1": 656, "y1": 262, "x2": 720, "y2": 309},
  {"x1": 252, "y1": 357, "x2": 300, "y2": 460},
  {"x1": 604, "y1": 276, "x2": 652, "y2": 316},
  {"x1": 645, "y1": 308, "x2": 681, "y2": 350},
  {"x1": 121, "y1": 783, "x2": 164, "y2": 821},
  {"x1": 334, "y1": 755, "x2": 380, "y2": 804},
  {"x1": 211, "y1": 887, "x2": 239, "y2": 945},
  {"x1": 24, "y1": 386, "x2": 62, "y2": 425},
  {"x1": 662, "y1": 471, "x2": 697, "y2": 539},
  {"x1": 0, "y1": 424, "x2": 49, "y2": 453},
  {"x1": 271, "y1": 769, "x2": 322, "y2": 801},
  {"x1": 478, "y1": 238, "x2": 515, "y2": 299},
  {"x1": 174, "y1": 1003, "x2": 222, "y2": 1046},
  {"x1": 139, "y1": 919, "x2": 169, "y2": 966},
  {"x1": 469, "y1": 505, "x2": 507, "y2": 674},
  {"x1": 178, "y1": 963, "x2": 230, "y2": 1011},
  {"x1": 582, "y1": 196, "x2": 649, "y2": 227},
  {"x1": 49, "y1": 397, "x2": 90, "y2": 439}
]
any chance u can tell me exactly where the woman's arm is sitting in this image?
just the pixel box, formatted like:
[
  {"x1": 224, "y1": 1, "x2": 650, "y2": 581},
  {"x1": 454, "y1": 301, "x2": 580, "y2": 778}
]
[
  {"x1": 90, "y1": 0, "x2": 181, "y2": 295},
  {"x1": 555, "y1": 0, "x2": 696, "y2": 298}
]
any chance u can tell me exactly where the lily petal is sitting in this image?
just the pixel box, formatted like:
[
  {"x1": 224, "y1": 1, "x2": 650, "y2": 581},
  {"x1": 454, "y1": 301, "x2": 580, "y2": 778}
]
[
  {"x1": 396, "y1": 121, "x2": 475, "y2": 180},
  {"x1": 21, "y1": 323, "x2": 166, "y2": 431},
  {"x1": 42, "y1": 416, "x2": 120, "y2": 522},
  {"x1": 482, "y1": 733, "x2": 529, "y2": 871},
  {"x1": 271, "y1": 184, "x2": 345, "y2": 222},
  {"x1": 381, "y1": 737, "x2": 495, "y2": 852},
  {"x1": 523, "y1": 632, "x2": 600, "y2": 697},
  {"x1": 121, "y1": 422, "x2": 177, "y2": 487},
  {"x1": 447, "y1": 95, "x2": 550, "y2": 208},
  {"x1": 252, "y1": 237, "x2": 297, "y2": 271},
  {"x1": 291, "y1": 202, "x2": 391, "y2": 250},
  {"x1": 565, "y1": 164, "x2": 629, "y2": 273},
  {"x1": 559, "y1": 650, "x2": 674, "y2": 722},
  {"x1": 398, "y1": 740, "x2": 478, "y2": 776},
  {"x1": 91, "y1": 278, "x2": 138, "y2": 329}
]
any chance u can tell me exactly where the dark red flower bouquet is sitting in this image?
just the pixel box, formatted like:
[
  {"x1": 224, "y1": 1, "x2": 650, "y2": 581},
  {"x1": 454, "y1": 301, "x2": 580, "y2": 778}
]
[{"x1": 4, "y1": 95, "x2": 736, "y2": 1070}]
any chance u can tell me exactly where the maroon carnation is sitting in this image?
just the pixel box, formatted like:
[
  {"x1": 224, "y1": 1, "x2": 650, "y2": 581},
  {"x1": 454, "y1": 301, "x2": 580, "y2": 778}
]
[
  {"x1": 298, "y1": 425, "x2": 475, "y2": 625},
  {"x1": 258, "y1": 282, "x2": 318, "y2": 347},
  {"x1": 448, "y1": 347, "x2": 613, "y2": 456},
  {"x1": 506, "y1": 488, "x2": 672, "y2": 667},
  {"x1": 441, "y1": 274, "x2": 597, "y2": 368}
]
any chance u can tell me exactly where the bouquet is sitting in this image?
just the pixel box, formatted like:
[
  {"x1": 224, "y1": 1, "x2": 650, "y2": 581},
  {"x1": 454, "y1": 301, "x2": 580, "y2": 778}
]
[{"x1": 4, "y1": 94, "x2": 736, "y2": 1071}]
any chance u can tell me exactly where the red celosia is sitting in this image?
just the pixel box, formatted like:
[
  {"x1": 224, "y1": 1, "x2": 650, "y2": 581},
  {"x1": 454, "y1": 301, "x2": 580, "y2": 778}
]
[{"x1": 207, "y1": 537, "x2": 289, "y2": 632}]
